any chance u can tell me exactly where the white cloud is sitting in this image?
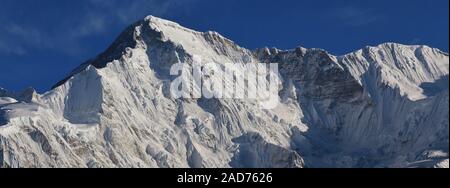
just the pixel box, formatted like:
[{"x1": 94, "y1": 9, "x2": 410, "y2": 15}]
[
  {"x1": 6, "y1": 24, "x2": 50, "y2": 48},
  {"x1": 75, "y1": 0, "x2": 196, "y2": 35},
  {"x1": 0, "y1": 24, "x2": 51, "y2": 56},
  {"x1": 0, "y1": 0, "x2": 197, "y2": 56},
  {"x1": 0, "y1": 40, "x2": 27, "y2": 56},
  {"x1": 70, "y1": 13, "x2": 108, "y2": 38},
  {"x1": 333, "y1": 6, "x2": 384, "y2": 27}
]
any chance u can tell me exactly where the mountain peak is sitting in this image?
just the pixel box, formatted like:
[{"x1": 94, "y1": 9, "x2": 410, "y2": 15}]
[
  {"x1": 340, "y1": 41, "x2": 449, "y2": 101},
  {"x1": 360, "y1": 42, "x2": 447, "y2": 55},
  {"x1": 10, "y1": 17, "x2": 443, "y2": 168},
  {"x1": 145, "y1": 15, "x2": 181, "y2": 27}
]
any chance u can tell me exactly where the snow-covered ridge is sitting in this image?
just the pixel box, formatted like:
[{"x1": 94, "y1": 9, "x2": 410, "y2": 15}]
[
  {"x1": 340, "y1": 43, "x2": 448, "y2": 101},
  {"x1": 0, "y1": 16, "x2": 448, "y2": 168}
]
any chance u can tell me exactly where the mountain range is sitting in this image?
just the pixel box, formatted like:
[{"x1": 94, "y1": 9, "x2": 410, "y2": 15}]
[{"x1": 0, "y1": 16, "x2": 448, "y2": 168}]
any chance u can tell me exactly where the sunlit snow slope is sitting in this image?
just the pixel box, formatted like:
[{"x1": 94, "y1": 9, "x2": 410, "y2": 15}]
[{"x1": 0, "y1": 16, "x2": 448, "y2": 168}]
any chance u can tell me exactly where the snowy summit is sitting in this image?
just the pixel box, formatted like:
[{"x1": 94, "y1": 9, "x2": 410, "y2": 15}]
[{"x1": 0, "y1": 16, "x2": 448, "y2": 168}]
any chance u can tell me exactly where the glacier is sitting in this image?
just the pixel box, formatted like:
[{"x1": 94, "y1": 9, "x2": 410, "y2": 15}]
[{"x1": 0, "y1": 16, "x2": 448, "y2": 168}]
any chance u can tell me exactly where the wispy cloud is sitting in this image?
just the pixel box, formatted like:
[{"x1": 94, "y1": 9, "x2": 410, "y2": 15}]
[
  {"x1": 6, "y1": 24, "x2": 51, "y2": 48},
  {"x1": 70, "y1": 13, "x2": 109, "y2": 38},
  {"x1": 0, "y1": 40, "x2": 26, "y2": 56},
  {"x1": 72, "y1": 0, "x2": 197, "y2": 38},
  {"x1": 0, "y1": 24, "x2": 51, "y2": 55},
  {"x1": 333, "y1": 6, "x2": 384, "y2": 27},
  {"x1": 0, "y1": 0, "x2": 197, "y2": 56}
]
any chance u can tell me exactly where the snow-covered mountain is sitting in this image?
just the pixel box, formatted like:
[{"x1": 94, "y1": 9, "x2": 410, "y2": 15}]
[{"x1": 0, "y1": 16, "x2": 448, "y2": 168}]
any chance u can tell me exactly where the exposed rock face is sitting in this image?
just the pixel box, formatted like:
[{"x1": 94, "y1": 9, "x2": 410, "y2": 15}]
[
  {"x1": 259, "y1": 43, "x2": 449, "y2": 167},
  {"x1": 0, "y1": 16, "x2": 448, "y2": 168}
]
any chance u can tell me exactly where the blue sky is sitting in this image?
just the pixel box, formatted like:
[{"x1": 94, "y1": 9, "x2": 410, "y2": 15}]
[{"x1": 0, "y1": 0, "x2": 448, "y2": 92}]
